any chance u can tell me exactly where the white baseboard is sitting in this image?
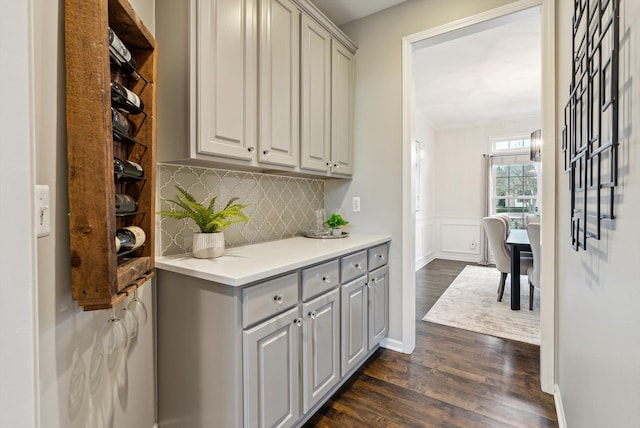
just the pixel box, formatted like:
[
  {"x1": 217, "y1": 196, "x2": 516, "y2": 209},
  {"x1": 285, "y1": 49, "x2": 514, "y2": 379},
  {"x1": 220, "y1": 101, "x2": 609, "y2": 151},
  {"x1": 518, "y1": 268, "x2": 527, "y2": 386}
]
[
  {"x1": 554, "y1": 385, "x2": 567, "y2": 428},
  {"x1": 434, "y1": 252, "x2": 482, "y2": 263},
  {"x1": 380, "y1": 337, "x2": 406, "y2": 353}
]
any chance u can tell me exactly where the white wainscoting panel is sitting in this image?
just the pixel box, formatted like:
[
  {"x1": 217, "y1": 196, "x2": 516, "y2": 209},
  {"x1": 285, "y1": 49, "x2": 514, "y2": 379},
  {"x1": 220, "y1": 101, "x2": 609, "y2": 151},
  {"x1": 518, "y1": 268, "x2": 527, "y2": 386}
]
[
  {"x1": 436, "y1": 217, "x2": 482, "y2": 262},
  {"x1": 415, "y1": 217, "x2": 435, "y2": 270}
]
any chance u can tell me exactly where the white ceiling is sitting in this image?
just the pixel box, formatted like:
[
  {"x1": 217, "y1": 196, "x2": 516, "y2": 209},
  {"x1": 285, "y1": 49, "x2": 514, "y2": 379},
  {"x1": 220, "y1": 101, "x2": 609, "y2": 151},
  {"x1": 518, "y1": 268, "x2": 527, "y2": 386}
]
[
  {"x1": 311, "y1": 0, "x2": 408, "y2": 26},
  {"x1": 310, "y1": 1, "x2": 542, "y2": 130},
  {"x1": 413, "y1": 7, "x2": 542, "y2": 129}
]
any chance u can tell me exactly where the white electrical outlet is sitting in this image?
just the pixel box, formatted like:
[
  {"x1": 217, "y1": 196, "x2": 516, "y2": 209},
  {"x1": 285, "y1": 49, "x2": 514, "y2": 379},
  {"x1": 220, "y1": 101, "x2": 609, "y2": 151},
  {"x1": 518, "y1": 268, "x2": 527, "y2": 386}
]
[
  {"x1": 470, "y1": 240, "x2": 477, "y2": 250},
  {"x1": 352, "y1": 196, "x2": 361, "y2": 212}
]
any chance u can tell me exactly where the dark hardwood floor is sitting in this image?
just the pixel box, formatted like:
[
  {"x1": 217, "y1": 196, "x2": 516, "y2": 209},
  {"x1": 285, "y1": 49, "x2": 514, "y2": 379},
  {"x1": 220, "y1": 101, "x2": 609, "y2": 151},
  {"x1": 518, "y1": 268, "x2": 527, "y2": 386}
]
[{"x1": 304, "y1": 259, "x2": 558, "y2": 428}]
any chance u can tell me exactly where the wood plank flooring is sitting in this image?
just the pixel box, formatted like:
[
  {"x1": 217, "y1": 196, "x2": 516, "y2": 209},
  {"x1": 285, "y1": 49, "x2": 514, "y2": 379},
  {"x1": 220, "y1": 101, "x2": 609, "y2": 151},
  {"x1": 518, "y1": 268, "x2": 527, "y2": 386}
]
[{"x1": 304, "y1": 259, "x2": 558, "y2": 427}]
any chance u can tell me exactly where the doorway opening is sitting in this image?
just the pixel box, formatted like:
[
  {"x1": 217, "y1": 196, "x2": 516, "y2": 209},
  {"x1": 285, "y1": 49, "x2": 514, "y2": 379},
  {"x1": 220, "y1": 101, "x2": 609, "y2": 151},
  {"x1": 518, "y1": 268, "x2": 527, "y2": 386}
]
[{"x1": 401, "y1": 0, "x2": 556, "y2": 393}]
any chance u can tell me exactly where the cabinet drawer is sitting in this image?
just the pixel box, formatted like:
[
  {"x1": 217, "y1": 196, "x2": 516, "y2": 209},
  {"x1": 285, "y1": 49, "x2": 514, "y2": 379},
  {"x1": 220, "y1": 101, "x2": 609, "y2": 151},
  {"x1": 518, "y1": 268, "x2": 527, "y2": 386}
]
[
  {"x1": 301, "y1": 259, "x2": 339, "y2": 301},
  {"x1": 368, "y1": 243, "x2": 389, "y2": 271},
  {"x1": 242, "y1": 272, "x2": 299, "y2": 328},
  {"x1": 340, "y1": 251, "x2": 367, "y2": 284}
]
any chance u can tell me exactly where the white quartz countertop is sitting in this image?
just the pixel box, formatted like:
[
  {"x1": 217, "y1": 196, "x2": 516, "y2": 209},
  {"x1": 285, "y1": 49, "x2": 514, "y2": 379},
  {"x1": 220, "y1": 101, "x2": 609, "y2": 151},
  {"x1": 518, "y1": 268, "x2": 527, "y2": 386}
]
[{"x1": 155, "y1": 234, "x2": 391, "y2": 286}]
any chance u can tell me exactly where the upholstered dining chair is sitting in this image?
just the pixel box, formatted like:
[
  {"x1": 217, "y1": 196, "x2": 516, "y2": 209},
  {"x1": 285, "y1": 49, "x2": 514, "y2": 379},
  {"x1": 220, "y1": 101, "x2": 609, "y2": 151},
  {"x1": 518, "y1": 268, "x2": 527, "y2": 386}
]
[
  {"x1": 526, "y1": 214, "x2": 540, "y2": 226},
  {"x1": 526, "y1": 223, "x2": 541, "y2": 310},
  {"x1": 482, "y1": 216, "x2": 533, "y2": 302}
]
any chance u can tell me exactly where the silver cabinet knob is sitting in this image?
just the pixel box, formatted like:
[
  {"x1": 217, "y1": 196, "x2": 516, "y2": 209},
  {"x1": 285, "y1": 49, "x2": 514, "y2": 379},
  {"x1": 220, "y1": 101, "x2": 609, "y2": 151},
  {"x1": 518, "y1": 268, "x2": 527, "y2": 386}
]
[
  {"x1": 333, "y1": 163, "x2": 340, "y2": 168},
  {"x1": 294, "y1": 318, "x2": 303, "y2": 327},
  {"x1": 322, "y1": 276, "x2": 331, "y2": 283},
  {"x1": 366, "y1": 281, "x2": 372, "y2": 288},
  {"x1": 247, "y1": 146, "x2": 255, "y2": 152},
  {"x1": 273, "y1": 295, "x2": 283, "y2": 304},
  {"x1": 263, "y1": 150, "x2": 270, "y2": 155},
  {"x1": 377, "y1": 254, "x2": 385, "y2": 260},
  {"x1": 354, "y1": 263, "x2": 363, "y2": 270},
  {"x1": 308, "y1": 311, "x2": 317, "y2": 319}
]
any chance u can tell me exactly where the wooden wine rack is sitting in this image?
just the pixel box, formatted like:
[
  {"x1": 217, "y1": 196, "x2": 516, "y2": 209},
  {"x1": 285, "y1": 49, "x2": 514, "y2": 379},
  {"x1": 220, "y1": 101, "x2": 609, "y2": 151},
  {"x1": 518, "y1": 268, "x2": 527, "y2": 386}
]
[{"x1": 64, "y1": 0, "x2": 156, "y2": 310}]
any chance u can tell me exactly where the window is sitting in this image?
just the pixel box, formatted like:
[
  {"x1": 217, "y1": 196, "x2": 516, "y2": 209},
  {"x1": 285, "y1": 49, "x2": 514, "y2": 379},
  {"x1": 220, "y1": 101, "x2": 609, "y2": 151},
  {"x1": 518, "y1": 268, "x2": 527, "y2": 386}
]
[{"x1": 490, "y1": 136, "x2": 540, "y2": 229}]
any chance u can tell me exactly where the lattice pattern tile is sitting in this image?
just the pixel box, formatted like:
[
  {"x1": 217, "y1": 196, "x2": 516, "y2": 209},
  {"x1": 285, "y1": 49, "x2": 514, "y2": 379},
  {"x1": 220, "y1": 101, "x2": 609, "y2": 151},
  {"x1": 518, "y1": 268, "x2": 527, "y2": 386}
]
[{"x1": 158, "y1": 163, "x2": 325, "y2": 255}]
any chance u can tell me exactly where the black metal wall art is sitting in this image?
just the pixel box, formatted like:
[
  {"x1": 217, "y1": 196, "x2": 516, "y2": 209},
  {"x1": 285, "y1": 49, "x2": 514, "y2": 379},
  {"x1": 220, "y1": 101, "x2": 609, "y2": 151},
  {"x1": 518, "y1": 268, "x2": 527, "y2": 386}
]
[{"x1": 562, "y1": 0, "x2": 620, "y2": 251}]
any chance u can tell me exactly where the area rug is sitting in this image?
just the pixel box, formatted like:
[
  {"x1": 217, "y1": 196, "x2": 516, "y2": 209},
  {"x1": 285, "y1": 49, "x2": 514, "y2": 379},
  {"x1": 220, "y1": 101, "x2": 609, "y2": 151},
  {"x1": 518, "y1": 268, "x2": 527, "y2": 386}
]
[{"x1": 422, "y1": 265, "x2": 540, "y2": 345}]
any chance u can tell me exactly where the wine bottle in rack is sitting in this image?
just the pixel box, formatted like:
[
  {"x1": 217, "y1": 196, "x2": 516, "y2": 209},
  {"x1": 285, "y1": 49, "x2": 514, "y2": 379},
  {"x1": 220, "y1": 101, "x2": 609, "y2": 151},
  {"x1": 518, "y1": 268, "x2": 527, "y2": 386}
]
[
  {"x1": 114, "y1": 157, "x2": 144, "y2": 180},
  {"x1": 111, "y1": 108, "x2": 139, "y2": 145},
  {"x1": 116, "y1": 226, "x2": 146, "y2": 253},
  {"x1": 108, "y1": 27, "x2": 140, "y2": 80},
  {"x1": 115, "y1": 193, "x2": 138, "y2": 214},
  {"x1": 111, "y1": 81, "x2": 144, "y2": 115}
]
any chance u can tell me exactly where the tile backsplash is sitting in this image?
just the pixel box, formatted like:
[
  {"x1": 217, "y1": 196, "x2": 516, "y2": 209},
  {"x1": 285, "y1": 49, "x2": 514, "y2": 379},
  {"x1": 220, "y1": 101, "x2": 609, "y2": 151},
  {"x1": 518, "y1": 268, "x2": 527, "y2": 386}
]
[{"x1": 158, "y1": 163, "x2": 325, "y2": 256}]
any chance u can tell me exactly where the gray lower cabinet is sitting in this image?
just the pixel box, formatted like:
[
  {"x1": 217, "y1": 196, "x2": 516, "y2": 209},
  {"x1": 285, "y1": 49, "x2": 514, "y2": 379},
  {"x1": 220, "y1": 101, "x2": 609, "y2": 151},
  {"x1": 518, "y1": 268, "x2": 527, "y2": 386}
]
[
  {"x1": 244, "y1": 307, "x2": 301, "y2": 428},
  {"x1": 302, "y1": 288, "x2": 340, "y2": 413},
  {"x1": 368, "y1": 265, "x2": 389, "y2": 350},
  {"x1": 340, "y1": 276, "x2": 368, "y2": 376},
  {"x1": 157, "y1": 241, "x2": 389, "y2": 428}
]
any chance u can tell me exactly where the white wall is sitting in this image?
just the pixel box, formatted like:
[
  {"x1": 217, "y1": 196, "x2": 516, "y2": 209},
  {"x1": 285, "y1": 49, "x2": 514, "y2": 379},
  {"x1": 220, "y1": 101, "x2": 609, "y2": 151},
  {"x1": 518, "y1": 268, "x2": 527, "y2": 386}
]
[
  {"x1": 414, "y1": 111, "x2": 436, "y2": 269},
  {"x1": 0, "y1": 0, "x2": 38, "y2": 425},
  {"x1": 35, "y1": 1, "x2": 156, "y2": 427},
  {"x1": 325, "y1": 0, "x2": 521, "y2": 350},
  {"x1": 431, "y1": 116, "x2": 540, "y2": 262},
  {"x1": 555, "y1": 0, "x2": 640, "y2": 426}
]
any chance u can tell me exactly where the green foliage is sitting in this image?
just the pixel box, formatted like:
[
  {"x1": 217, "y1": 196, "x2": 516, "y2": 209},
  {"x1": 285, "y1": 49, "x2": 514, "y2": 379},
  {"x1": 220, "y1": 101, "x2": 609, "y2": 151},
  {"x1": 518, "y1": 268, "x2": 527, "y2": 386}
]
[
  {"x1": 158, "y1": 186, "x2": 249, "y2": 233},
  {"x1": 324, "y1": 213, "x2": 348, "y2": 229}
]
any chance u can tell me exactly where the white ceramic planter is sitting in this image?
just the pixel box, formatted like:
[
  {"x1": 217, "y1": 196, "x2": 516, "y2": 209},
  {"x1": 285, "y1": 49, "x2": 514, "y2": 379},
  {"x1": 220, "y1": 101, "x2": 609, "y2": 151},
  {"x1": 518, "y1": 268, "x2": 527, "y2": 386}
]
[
  {"x1": 330, "y1": 228, "x2": 342, "y2": 236},
  {"x1": 192, "y1": 232, "x2": 225, "y2": 258}
]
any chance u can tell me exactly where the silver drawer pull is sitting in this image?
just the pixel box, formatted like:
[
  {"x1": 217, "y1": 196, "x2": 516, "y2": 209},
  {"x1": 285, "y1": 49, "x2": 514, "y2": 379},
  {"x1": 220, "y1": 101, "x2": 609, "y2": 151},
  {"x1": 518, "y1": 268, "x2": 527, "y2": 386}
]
[
  {"x1": 322, "y1": 276, "x2": 331, "y2": 283},
  {"x1": 354, "y1": 263, "x2": 363, "y2": 269},
  {"x1": 273, "y1": 295, "x2": 283, "y2": 304},
  {"x1": 247, "y1": 146, "x2": 255, "y2": 152},
  {"x1": 376, "y1": 254, "x2": 385, "y2": 260},
  {"x1": 294, "y1": 318, "x2": 303, "y2": 327},
  {"x1": 326, "y1": 161, "x2": 333, "y2": 167},
  {"x1": 308, "y1": 311, "x2": 317, "y2": 319},
  {"x1": 366, "y1": 281, "x2": 372, "y2": 288},
  {"x1": 263, "y1": 149, "x2": 270, "y2": 155}
]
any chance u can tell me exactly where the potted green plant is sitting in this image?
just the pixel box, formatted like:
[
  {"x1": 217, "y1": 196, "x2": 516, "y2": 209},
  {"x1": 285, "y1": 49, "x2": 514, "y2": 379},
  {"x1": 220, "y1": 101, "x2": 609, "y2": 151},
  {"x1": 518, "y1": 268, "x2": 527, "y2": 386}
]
[
  {"x1": 324, "y1": 213, "x2": 349, "y2": 236},
  {"x1": 158, "y1": 186, "x2": 249, "y2": 258}
]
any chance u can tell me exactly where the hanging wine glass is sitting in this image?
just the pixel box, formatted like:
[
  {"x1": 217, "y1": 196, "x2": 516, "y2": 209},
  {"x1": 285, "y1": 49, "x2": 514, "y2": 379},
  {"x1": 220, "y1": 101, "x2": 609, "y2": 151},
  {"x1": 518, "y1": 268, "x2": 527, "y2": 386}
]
[
  {"x1": 127, "y1": 288, "x2": 147, "y2": 325},
  {"x1": 119, "y1": 302, "x2": 138, "y2": 341},
  {"x1": 98, "y1": 308, "x2": 128, "y2": 355}
]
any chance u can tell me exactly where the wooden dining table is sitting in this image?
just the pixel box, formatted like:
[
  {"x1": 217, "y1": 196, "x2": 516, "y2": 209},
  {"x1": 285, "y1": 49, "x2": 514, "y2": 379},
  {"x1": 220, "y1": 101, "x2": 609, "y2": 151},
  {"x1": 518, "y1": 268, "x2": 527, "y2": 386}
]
[{"x1": 506, "y1": 229, "x2": 531, "y2": 310}]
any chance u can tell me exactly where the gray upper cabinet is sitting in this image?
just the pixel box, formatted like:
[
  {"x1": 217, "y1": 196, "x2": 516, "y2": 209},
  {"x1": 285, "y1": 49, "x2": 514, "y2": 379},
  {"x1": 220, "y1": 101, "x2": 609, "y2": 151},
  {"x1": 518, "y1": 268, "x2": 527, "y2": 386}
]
[
  {"x1": 156, "y1": 0, "x2": 357, "y2": 177},
  {"x1": 300, "y1": 20, "x2": 355, "y2": 177},
  {"x1": 197, "y1": 0, "x2": 258, "y2": 161},
  {"x1": 300, "y1": 14, "x2": 332, "y2": 173},
  {"x1": 330, "y1": 39, "x2": 355, "y2": 176},
  {"x1": 259, "y1": 0, "x2": 300, "y2": 167}
]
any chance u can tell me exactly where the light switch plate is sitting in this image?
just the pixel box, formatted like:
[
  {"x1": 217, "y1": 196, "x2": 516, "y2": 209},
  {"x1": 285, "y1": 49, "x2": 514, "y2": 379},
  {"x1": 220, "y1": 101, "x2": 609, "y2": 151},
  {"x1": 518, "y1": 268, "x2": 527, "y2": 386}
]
[
  {"x1": 352, "y1": 196, "x2": 361, "y2": 213},
  {"x1": 35, "y1": 185, "x2": 51, "y2": 238}
]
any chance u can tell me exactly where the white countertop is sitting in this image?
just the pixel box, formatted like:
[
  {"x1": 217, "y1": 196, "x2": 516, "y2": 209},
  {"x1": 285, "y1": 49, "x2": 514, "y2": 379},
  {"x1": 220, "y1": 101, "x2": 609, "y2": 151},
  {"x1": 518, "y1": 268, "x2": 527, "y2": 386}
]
[{"x1": 155, "y1": 234, "x2": 391, "y2": 286}]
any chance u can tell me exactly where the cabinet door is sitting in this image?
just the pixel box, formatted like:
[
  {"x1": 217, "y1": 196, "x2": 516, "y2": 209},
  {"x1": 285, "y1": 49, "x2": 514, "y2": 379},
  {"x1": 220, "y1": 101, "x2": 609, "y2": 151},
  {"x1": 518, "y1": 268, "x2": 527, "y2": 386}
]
[
  {"x1": 368, "y1": 265, "x2": 389, "y2": 350},
  {"x1": 197, "y1": 0, "x2": 257, "y2": 160},
  {"x1": 300, "y1": 14, "x2": 331, "y2": 172},
  {"x1": 244, "y1": 307, "x2": 301, "y2": 428},
  {"x1": 302, "y1": 288, "x2": 340, "y2": 413},
  {"x1": 341, "y1": 276, "x2": 368, "y2": 376},
  {"x1": 330, "y1": 39, "x2": 354, "y2": 176},
  {"x1": 258, "y1": 0, "x2": 300, "y2": 167}
]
